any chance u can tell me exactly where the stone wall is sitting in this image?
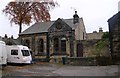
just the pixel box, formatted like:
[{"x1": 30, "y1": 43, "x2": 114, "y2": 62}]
[
  {"x1": 108, "y1": 12, "x2": 120, "y2": 62},
  {"x1": 81, "y1": 39, "x2": 110, "y2": 57},
  {"x1": 19, "y1": 33, "x2": 48, "y2": 59}
]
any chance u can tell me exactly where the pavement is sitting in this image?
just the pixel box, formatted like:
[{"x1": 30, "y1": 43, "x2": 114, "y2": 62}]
[
  {"x1": 53, "y1": 65, "x2": 120, "y2": 76},
  {"x1": 1, "y1": 62, "x2": 120, "y2": 77}
]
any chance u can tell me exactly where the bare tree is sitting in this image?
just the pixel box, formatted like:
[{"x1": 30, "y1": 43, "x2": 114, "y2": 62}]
[{"x1": 3, "y1": 0, "x2": 58, "y2": 33}]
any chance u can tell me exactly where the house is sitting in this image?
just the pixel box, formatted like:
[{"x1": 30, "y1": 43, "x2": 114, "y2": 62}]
[
  {"x1": 86, "y1": 27, "x2": 103, "y2": 40},
  {"x1": 108, "y1": 11, "x2": 120, "y2": 61},
  {"x1": 19, "y1": 11, "x2": 87, "y2": 62}
]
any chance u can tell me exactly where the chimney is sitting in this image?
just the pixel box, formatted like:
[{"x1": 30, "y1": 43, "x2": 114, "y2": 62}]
[
  {"x1": 99, "y1": 27, "x2": 103, "y2": 33},
  {"x1": 73, "y1": 11, "x2": 79, "y2": 24}
]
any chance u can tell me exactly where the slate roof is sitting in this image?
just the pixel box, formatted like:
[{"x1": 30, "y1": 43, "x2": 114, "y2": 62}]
[
  {"x1": 1, "y1": 37, "x2": 21, "y2": 45},
  {"x1": 19, "y1": 18, "x2": 82, "y2": 35},
  {"x1": 19, "y1": 21, "x2": 54, "y2": 35},
  {"x1": 108, "y1": 11, "x2": 120, "y2": 26},
  {"x1": 62, "y1": 19, "x2": 77, "y2": 29},
  {"x1": 108, "y1": 11, "x2": 120, "y2": 30}
]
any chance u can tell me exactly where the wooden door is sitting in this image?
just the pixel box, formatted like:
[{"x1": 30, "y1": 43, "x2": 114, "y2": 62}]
[{"x1": 77, "y1": 43, "x2": 83, "y2": 57}]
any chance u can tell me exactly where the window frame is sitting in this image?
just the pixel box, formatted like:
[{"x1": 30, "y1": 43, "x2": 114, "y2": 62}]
[
  {"x1": 11, "y1": 49, "x2": 18, "y2": 55},
  {"x1": 21, "y1": 50, "x2": 30, "y2": 56}
]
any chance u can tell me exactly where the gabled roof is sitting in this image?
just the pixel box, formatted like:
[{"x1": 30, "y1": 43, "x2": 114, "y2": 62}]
[
  {"x1": 19, "y1": 18, "x2": 82, "y2": 35},
  {"x1": 62, "y1": 19, "x2": 77, "y2": 29}
]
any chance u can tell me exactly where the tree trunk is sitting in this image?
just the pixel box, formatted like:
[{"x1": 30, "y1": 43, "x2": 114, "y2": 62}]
[{"x1": 19, "y1": 22, "x2": 22, "y2": 34}]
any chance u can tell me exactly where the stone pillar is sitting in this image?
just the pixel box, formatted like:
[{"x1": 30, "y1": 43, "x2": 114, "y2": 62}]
[
  {"x1": 74, "y1": 40, "x2": 77, "y2": 57},
  {"x1": 66, "y1": 37, "x2": 70, "y2": 57},
  {"x1": 35, "y1": 36, "x2": 38, "y2": 55},
  {"x1": 50, "y1": 38, "x2": 54, "y2": 55},
  {"x1": 32, "y1": 35, "x2": 35, "y2": 57},
  {"x1": 44, "y1": 41, "x2": 47, "y2": 57},
  {"x1": 59, "y1": 38, "x2": 61, "y2": 53}
]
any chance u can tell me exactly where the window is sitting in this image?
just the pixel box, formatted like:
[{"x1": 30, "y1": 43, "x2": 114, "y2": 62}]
[
  {"x1": 38, "y1": 39, "x2": 44, "y2": 52},
  {"x1": 54, "y1": 38, "x2": 59, "y2": 52},
  {"x1": 21, "y1": 50, "x2": 30, "y2": 56},
  {"x1": 61, "y1": 39, "x2": 66, "y2": 52},
  {"x1": 11, "y1": 50, "x2": 18, "y2": 55},
  {"x1": 24, "y1": 39, "x2": 30, "y2": 48}
]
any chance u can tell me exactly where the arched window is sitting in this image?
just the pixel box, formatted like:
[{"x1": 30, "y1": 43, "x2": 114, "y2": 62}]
[
  {"x1": 61, "y1": 38, "x2": 66, "y2": 52},
  {"x1": 38, "y1": 39, "x2": 44, "y2": 52},
  {"x1": 54, "y1": 38, "x2": 59, "y2": 52},
  {"x1": 24, "y1": 39, "x2": 30, "y2": 48}
]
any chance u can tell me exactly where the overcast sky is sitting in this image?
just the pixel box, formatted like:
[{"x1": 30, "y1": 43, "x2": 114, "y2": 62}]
[{"x1": 0, "y1": 0, "x2": 119, "y2": 38}]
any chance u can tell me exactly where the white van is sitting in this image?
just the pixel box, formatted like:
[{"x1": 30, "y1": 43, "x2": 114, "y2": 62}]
[
  {"x1": 0, "y1": 41, "x2": 7, "y2": 66},
  {"x1": 6, "y1": 45, "x2": 32, "y2": 64}
]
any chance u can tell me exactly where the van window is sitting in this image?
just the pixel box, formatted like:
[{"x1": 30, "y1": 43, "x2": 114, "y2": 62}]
[
  {"x1": 21, "y1": 50, "x2": 30, "y2": 56},
  {"x1": 11, "y1": 50, "x2": 18, "y2": 55}
]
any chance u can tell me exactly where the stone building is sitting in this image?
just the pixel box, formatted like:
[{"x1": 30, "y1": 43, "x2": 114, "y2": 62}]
[
  {"x1": 108, "y1": 11, "x2": 120, "y2": 61},
  {"x1": 86, "y1": 28, "x2": 103, "y2": 40},
  {"x1": 19, "y1": 11, "x2": 86, "y2": 61}
]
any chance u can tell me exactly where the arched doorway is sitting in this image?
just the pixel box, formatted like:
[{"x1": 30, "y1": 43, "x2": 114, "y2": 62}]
[{"x1": 77, "y1": 43, "x2": 83, "y2": 57}]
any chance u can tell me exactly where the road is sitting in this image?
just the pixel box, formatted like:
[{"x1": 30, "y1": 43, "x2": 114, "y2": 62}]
[{"x1": 1, "y1": 62, "x2": 120, "y2": 78}]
